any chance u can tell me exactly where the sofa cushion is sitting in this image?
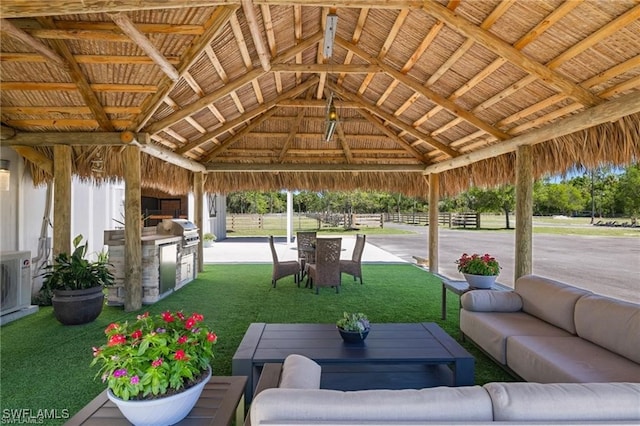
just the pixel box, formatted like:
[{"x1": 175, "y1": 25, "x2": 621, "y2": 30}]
[
  {"x1": 279, "y1": 354, "x2": 322, "y2": 389},
  {"x1": 460, "y1": 310, "x2": 571, "y2": 364},
  {"x1": 461, "y1": 290, "x2": 522, "y2": 312},
  {"x1": 250, "y1": 387, "x2": 493, "y2": 425},
  {"x1": 514, "y1": 275, "x2": 591, "y2": 334},
  {"x1": 574, "y1": 294, "x2": 640, "y2": 364},
  {"x1": 485, "y1": 382, "x2": 640, "y2": 422},
  {"x1": 506, "y1": 335, "x2": 640, "y2": 383}
]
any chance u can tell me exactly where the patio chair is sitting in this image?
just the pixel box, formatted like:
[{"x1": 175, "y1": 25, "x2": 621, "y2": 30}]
[
  {"x1": 340, "y1": 234, "x2": 366, "y2": 284},
  {"x1": 296, "y1": 231, "x2": 317, "y2": 281},
  {"x1": 269, "y1": 236, "x2": 300, "y2": 288},
  {"x1": 306, "y1": 238, "x2": 342, "y2": 294}
]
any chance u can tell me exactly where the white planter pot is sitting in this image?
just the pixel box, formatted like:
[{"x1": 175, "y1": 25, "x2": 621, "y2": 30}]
[
  {"x1": 463, "y1": 273, "x2": 497, "y2": 289},
  {"x1": 107, "y1": 366, "x2": 211, "y2": 426}
]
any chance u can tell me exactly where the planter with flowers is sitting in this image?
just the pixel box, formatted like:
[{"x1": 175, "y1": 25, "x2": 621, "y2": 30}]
[
  {"x1": 455, "y1": 253, "x2": 501, "y2": 289},
  {"x1": 336, "y1": 312, "x2": 370, "y2": 344},
  {"x1": 91, "y1": 310, "x2": 217, "y2": 426}
]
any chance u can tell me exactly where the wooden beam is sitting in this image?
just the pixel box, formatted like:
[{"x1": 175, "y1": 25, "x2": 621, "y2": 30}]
[
  {"x1": 241, "y1": 0, "x2": 271, "y2": 71},
  {"x1": 423, "y1": 90, "x2": 640, "y2": 174},
  {"x1": 133, "y1": 5, "x2": 239, "y2": 130},
  {"x1": 0, "y1": 125, "x2": 16, "y2": 140},
  {"x1": 36, "y1": 16, "x2": 115, "y2": 131},
  {"x1": 1, "y1": 1, "x2": 241, "y2": 18},
  {"x1": 130, "y1": 134, "x2": 207, "y2": 172},
  {"x1": 206, "y1": 163, "x2": 426, "y2": 172},
  {"x1": 10, "y1": 146, "x2": 53, "y2": 175},
  {"x1": 336, "y1": 37, "x2": 510, "y2": 141},
  {"x1": 278, "y1": 90, "x2": 310, "y2": 162},
  {"x1": 109, "y1": 12, "x2": 181, "y2": 81},
  {"x1": 194, "y1": 172, "x2": 204, "y2": 273},
  {"x1": 202, "y1": 108, "x2": 279, "y2": 161},
  {"x1": 271, "y1": 63, "x2": 383, "y2": 74},
  {"x1": 0, "y1": 82, "x2": 156, "y2": 92},
  {"x1": 336, "y1": 121, "x2": 354, "y2": 164},
  {"x1": 123, "y1": 145, "x2": 142, "y2": 312},
  {"x1": 428, "y1": 173, "x2": 439, "y2": 274},
  {"x1": 53, "y1": 145, "x2": 72, "y2": 257},
  {"x1": 277, "y1": 99, "x2": 360, "y2": 108},
  {"x1": 515, "y1": 145, "x2": 533, "y2": 280},
  {"x1": 10, "y1": 132, "x2": 132, "y2": 146},
  {"x1": 176, "y1": 76, "x2": 319, "y2": 154},
  {"x1": 144, "y1": 31, "x2": 322, "y2": 134},
  {"x1": 0, "y1": 19, "x2": 67, "y2": 68},
  {"x1": 328, "y1": 80, "x2": 458, "y2": 157},
  {"x1": 421, "y1": 1, "x2": 603, "y2": 108}
]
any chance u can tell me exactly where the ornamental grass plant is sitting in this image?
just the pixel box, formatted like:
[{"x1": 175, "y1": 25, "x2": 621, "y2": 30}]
[{"x1": 0, "y1": 263, "x2": 515, "y2": 425}]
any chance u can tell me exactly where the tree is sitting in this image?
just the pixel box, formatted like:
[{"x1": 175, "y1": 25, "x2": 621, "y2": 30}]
[
  {"x1": 465, "y1": 185, "x2": 515, "y2": 228},
  {"x1": 614, "y1": 164, "x2": 640, "y2": 221}
]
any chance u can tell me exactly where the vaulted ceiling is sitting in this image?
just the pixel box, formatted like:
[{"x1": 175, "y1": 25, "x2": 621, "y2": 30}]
[{"x1": 1, "y1": 1, "x2": 639, "y2": 195}]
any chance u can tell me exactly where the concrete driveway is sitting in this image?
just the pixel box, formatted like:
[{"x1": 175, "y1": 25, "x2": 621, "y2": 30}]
[{"x1": 365, "y1": 223, "x2": 640, "y2": 304}]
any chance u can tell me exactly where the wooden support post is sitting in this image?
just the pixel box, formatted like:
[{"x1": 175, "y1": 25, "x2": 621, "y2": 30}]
[
  {"x1": 123, "y1": 145, "x2": 142, "y2": 312},
  {"x1": 53, "y1": 145, "x2": 71, "y2": 257},
  {"x1": 194, "y1": 172, "x2": 204, "y2": 273},
  {"x1": 515, "y1": 145, "x2": 533, "y2": 280},
  {"x1": 428, "y1": 173, "x2": 439, "y2": 274}
]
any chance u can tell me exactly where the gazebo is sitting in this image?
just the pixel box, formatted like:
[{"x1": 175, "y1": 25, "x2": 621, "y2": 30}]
[{"x1": 1, "y1": 0, "x2": 638, "y2": 311}]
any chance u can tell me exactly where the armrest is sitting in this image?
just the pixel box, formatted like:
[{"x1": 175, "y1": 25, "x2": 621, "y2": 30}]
[
  {"x1": 461, "y1": 290, "x2": 523, "y2": 312},
  {"x1": 244, "y1": 363, "x2": 283, "y2": 426}
]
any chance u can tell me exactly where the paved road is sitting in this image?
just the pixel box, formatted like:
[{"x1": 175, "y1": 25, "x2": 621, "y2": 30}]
[{"x1": 365, "y1": 223, "x2": 640, "y2": 304}]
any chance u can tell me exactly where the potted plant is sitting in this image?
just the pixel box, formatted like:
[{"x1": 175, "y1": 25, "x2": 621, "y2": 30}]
[
  {"x1": 91, "y1": 310, "x2": 217, "y2": 425},
  {"x1": 202, "y1": 233, "x2": 216, "y2": 248},
  {"x1": 39, "y1": 234, "x2": 114, "y2": 325},
  {"x1": 336, "y1": 312, "x2": 370, "y2": 343},
  {"x1": 455, "y1": 253, "x2": 501, "y2": 289}
]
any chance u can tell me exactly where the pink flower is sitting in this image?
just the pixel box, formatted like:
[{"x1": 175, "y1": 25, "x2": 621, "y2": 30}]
[
  {"x1": 174, "y1": 349, "x2": 188, "y2": 361},
  {"x1": 92, "y1": 346, "x2": 102, "y2": 357},
  {"x1": 136, "y1": 312, "x2": 149, "y2": 320},
  {"x1": 104, "y1": 323, "x2": 118, "y2": 334},
  {"x1": 108, "y1": 334, "x2": 126, "y2": 346},
  {"x1": 185, "y1": 318, "x2": 196, "y2": 329},
  {"x1": 131, "y1": 329, "x2": 142, "y2": 340},
  {"x1": 177, "y1": 335, "x2": 188, "y2": 344},
  {"x1": 161, "y1": 311, "x2": 175, "y2": 323},
  {"x1": 176, "y1": 311, "x2": 185, "y2": 320},
  {"x1": 207, "y1": 332, "x2": 217, "y2": 343},
  {"x1": 151, "y1": 358, "x2": 163, "y2": 368}
]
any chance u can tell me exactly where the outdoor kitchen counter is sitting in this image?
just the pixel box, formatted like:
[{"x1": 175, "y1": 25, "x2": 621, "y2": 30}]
[{"x1": 104, "y1": 229, "x2": 182, "y2": 246}]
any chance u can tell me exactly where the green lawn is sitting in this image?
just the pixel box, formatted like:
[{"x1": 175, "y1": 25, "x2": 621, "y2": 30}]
[{"x1": 0, "y1": 263, "x2": 515, "y2": 425}]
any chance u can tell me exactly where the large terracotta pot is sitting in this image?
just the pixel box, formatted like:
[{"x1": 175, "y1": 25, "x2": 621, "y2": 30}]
[
  {"x1": 107, "y1": 366, "x2": 211, "y2": 426},
  {"x1": 463, "y1": 273, "x2": 497, "y2": 289},
  {"x1": 52, "y1": 286, "x2": 104, "y2": 325}
]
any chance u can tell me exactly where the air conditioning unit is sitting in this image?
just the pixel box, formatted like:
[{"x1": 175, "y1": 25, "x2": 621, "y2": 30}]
[{"x1": 1, "y1": 251, "x2": 33, "y2": 319}]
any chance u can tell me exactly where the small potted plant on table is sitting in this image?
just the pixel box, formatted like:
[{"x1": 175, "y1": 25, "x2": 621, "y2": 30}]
[{"x1": 336, "y1": 312, "x2": 370, "y2": 344}]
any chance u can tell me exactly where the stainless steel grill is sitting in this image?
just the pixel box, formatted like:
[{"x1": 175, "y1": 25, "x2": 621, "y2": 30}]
[{"x1": 156, "y1": 219, "x2": 200, "y2": 247}]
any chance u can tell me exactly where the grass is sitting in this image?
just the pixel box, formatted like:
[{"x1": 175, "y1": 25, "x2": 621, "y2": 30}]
[{"x1": 0, "y1": 263, "x2": 515, "y2": 425}]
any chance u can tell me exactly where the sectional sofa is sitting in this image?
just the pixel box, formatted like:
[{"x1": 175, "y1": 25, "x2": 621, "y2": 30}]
[
  {"x1": 460, "y1": 274, "x2": 640, "y2": 383},
  {"x1": 247, "y1": 354, "x2": 640, "y2": 425}
]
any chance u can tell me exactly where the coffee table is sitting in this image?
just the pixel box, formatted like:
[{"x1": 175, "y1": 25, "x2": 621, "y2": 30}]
[
  {"x1": 232, "y1": 322, "x2": 474, "y2": 403},
  {"x1": 65, "y1": 376, "x2": 247, "y2": 426}
]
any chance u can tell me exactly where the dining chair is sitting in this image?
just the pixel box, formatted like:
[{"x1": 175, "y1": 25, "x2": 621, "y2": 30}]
[
  {"x1": 306, "y1": 237, "x2": 342, "y2": 294},
  {"x1": 340, "y1": 234, "x2": 366, "y2": 284},
  {"x1": 269, "y1": 235, "x2": 300, "y2": 288},
  {"x1": 296, "y1": 231, "x2": 317, "y2": 281}
]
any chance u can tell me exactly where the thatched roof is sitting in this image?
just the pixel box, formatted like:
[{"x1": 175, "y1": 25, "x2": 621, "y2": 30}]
[{"x1": 1, "y1": 0, "x2": 639, "y2": 196}]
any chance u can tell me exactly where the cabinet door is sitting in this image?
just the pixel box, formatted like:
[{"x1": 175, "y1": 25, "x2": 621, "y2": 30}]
[{"x1": 180, "y1": 253, "x2": 194, "y2": 284}]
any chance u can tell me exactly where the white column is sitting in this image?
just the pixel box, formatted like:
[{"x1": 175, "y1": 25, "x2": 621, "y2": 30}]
[{"x1": 286, "y1": 191, "x2": 294, "y2": 245}]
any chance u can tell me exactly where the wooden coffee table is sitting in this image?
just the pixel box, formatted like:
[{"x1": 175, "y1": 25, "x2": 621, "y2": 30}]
[
  {"x1": 232, "y1": 322, "x2": 474, "y2": 403},
  {"x1": 65, "y1": 376, "x2": 247, "y2": 426}
]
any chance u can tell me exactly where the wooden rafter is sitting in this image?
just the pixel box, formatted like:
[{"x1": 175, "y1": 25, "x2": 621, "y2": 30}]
[
  {"x1": 278, "y1": 88, "x2": 312, "y2": 162},
  {"x1": 421, "y1": 1, "x2": 603, "y2": 107},
  {"x1": 241, "y1": 0, "x2": 271, "y2": 72},
  {"x1": 132, "y1": 5, "x2": 239, "y2": 130}
]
